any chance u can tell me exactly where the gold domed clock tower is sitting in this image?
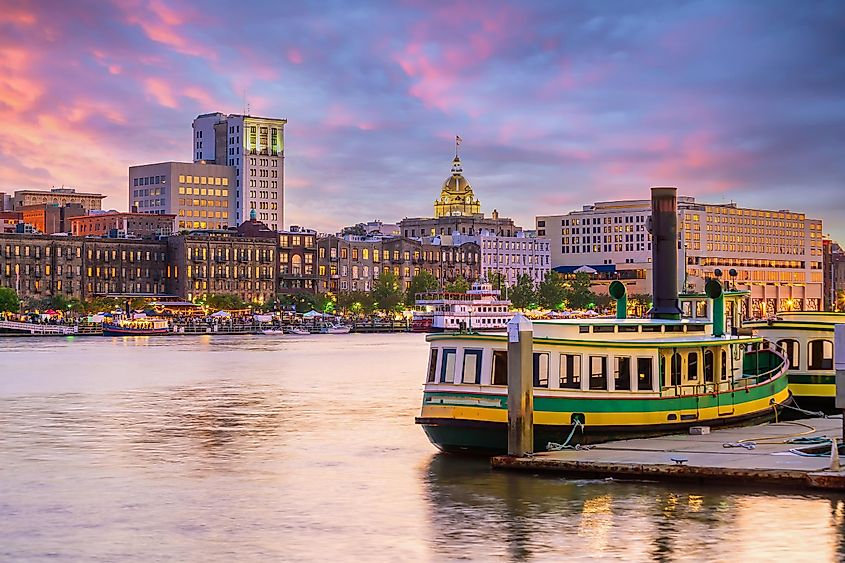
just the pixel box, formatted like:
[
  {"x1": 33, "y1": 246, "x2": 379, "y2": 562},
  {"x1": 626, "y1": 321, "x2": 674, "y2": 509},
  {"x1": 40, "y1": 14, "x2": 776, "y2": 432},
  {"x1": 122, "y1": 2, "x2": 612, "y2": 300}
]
[{"x1": 434, "y1": 156, "x2": 481, "y2": 218}]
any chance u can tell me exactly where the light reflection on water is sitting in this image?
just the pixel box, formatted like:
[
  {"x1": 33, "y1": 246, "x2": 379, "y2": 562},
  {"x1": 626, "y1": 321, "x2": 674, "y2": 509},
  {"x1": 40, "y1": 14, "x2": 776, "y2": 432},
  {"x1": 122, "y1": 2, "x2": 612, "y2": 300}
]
[{"x1": 0, "y1": 333, "x2": 843, "y2": 561}]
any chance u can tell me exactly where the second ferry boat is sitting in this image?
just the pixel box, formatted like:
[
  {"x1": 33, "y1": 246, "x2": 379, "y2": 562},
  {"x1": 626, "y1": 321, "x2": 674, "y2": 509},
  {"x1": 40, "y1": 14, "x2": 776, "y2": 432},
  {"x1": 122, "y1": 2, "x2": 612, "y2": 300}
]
[{"x1": 415, "y1": 188, "x2": 791, "y2": 453}]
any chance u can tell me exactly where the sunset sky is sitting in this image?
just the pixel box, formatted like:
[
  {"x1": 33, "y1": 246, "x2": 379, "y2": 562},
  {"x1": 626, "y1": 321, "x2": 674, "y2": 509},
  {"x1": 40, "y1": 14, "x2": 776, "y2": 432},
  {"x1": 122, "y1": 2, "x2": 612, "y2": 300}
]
[{"x1": 1, "y1": 0, "x2": 843, "y2": 239}]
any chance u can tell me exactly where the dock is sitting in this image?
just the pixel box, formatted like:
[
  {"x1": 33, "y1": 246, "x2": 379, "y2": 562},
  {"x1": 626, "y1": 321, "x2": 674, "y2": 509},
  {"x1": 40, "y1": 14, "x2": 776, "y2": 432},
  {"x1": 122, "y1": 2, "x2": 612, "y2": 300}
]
[{"x1": 491, "y1": 417, "x2": 845, "y2": 491}]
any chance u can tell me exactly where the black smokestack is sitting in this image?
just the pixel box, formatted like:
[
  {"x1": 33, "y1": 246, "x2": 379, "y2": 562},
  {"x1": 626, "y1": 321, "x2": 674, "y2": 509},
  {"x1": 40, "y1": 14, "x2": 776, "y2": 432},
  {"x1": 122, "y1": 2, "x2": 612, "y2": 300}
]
[{"x1": 649, "y1": 187, "x2": 681, "y2": 320}]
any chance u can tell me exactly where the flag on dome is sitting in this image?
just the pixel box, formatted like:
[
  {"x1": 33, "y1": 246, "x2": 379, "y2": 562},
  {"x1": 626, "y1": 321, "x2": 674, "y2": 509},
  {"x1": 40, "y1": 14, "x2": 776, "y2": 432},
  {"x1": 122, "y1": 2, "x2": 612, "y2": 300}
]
[{"x1": 456, "y1": 135, "x2": 462, "y2": 145}]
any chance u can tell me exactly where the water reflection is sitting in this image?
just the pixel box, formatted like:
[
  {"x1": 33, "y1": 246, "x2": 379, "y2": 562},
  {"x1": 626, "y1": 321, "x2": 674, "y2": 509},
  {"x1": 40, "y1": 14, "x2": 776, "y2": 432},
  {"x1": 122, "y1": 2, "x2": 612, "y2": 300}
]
[{"x1": 423, "y1": 455, "x2": 845, "y2": 561}]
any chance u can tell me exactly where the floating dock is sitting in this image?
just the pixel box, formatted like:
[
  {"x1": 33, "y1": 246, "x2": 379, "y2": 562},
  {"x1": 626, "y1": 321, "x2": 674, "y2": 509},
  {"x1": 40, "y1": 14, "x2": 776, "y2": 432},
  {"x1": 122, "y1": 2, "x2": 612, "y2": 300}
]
[{"x1": 491, "y1": 417, "x2": 845, "y2": 490}]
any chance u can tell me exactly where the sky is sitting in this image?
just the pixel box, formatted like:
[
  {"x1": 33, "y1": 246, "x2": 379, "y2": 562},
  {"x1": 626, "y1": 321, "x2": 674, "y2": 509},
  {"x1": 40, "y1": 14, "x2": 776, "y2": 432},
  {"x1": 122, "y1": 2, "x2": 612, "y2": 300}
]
[{"x1": 1, "y1": 0, "x2": 843, "y2": 240}]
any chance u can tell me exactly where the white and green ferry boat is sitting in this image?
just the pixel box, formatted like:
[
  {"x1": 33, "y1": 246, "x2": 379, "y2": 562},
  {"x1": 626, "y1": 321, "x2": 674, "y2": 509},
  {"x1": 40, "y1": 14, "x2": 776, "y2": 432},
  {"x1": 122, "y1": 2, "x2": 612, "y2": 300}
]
[{"x1": 415, "y1": 187, "x2": 792, "y2": 454}]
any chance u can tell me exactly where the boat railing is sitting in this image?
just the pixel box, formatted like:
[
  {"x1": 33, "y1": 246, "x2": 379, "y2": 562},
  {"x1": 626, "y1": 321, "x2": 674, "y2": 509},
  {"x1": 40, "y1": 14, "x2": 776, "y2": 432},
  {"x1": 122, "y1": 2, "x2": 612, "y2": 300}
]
[{"x1": 736, "y1": 341, "x2": 788, "y2": 387}]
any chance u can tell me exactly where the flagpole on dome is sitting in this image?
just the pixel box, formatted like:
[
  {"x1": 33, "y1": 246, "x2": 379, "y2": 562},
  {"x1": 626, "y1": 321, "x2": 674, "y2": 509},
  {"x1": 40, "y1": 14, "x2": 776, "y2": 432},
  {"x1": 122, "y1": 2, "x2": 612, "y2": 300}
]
[{"x1": 455, "y1": 134, "x2": 462, "y2": 158}]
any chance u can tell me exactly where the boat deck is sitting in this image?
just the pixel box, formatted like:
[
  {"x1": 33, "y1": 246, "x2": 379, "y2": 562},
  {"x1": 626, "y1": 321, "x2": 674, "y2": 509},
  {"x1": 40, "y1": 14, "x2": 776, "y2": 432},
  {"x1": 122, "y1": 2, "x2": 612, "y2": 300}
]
[{"x1": 492, "y1": 416, "x2": 845, "y2": 491}]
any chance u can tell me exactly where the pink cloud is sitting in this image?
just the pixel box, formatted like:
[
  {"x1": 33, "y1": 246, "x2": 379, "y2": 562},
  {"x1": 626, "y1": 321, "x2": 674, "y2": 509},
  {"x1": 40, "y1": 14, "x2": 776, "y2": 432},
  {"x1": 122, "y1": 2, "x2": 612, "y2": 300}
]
[{"x1": 287, "y1": 48, "x2": 303, "y2": 65}]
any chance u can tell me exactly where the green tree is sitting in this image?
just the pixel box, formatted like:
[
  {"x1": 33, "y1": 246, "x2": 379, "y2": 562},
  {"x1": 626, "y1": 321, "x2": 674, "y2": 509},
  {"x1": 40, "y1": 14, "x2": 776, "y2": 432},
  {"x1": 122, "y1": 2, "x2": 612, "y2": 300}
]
[
  {"x1": 372, "y1": 271, "x2": 404, "y2": 312},
  {"x1": 509, "y1": 274, "x2": 537, "y2": 310},
  {"x1": 337, "y1": 291, "x2": 375, "y2": 315},
  {"x1": 85, "y1": 296, "x2": 120, "y2": 314},
  {"x1": 564, "y1": 272, "x2": 593, "y2": 310},
  {"x1": 537, "y1": 270, "x2": 567, "y2": 310},
  {"x1": 0, "y1": 287, "x2": 20, "y2": 314},
  {"x1": 204, "y1": 293, "x2": 248, "y2": 311},
  {"x1": 628, "y1": 294, "x2": 653, "y2": 317},
  {"x1": 406, "y1": 270, "x2": 440, "y2": 306},
  {"x1": 445, "y1": 275, "x2": 469, "y2": 294},
  {"x1": 591, "y1": 292, "x2": 613, "y2": 311}
]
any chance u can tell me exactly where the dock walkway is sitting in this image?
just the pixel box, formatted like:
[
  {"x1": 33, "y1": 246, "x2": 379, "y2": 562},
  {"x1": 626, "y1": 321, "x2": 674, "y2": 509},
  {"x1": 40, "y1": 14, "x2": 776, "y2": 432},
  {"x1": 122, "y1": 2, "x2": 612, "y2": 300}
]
[{"x1": 492, "y1": 417, "x2": 845, "y2": 490}]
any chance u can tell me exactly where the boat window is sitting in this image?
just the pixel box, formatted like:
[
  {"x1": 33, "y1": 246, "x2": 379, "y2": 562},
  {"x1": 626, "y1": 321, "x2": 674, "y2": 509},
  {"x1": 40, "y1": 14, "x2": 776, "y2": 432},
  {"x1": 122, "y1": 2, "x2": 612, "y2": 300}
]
[
  {"x1": 778, "y1": 339, "x2": 800, "y2": 371},
  {"x1": 579, "y1": 326, "x2": 590, "y2": 334},
  {"x1": 687, "y1": 352, "x2": 699, "y2": 381},
  {"x1": 808, "y1": 339, "x2": 833, "y2": 370},
  {"x1": 589, "y1": 356, "x2": 607, "y2": 390},
  {"x1": 696, "y1": 301, "x2": 708, "y2": 318},
  {"x1": 461, "y1": 349, "x2": 483, "y2": 384},
  {"x1": 614, "y1": 356, "x2": 631, "y2": 391},
  {"x1": 670, "y1": 352, "x2": 682, "y2": 386},
  {"x1": 665, "y1": 325, "x2": 684, "y2": 333},
  {"x1": 593, "y1": 326, "x2": 615, "y2": 333},
  {"x1": 492, "y1": 350, "x2": 508, "y2": 385},
  {"x1": 533, "y1": 353, "x2": 549, "y2": 388},
  {"x1": 687, "y1": 325, "x2": 706, "y2": 332},
  {"x1": 559, "y1": 354, "x2": 581, "y2": 389},
  {"x1": 682, "y1": 301, "x2": 692, "y2": 318},
  {"x1": 426, "y1": 349, "x2": 438, "y2": 383},
  {"x1": 642, "y1": 325, "x2": 662, "y2": 333},
  {"x1": 440, "y1": 349, "x2": 456, "y2": 383},
  {"x1": 637, "y1": 358, "x2": 653, "y2": 390},
  {"x1": 721, "y1": 350, "x2": 728, "y2": 381},
  {"x1": 618, "y1": 325, "x2": 639, "y2": 333},
  {"x1": 704, "y1": 350, "x2": 715, "y2": 383}
]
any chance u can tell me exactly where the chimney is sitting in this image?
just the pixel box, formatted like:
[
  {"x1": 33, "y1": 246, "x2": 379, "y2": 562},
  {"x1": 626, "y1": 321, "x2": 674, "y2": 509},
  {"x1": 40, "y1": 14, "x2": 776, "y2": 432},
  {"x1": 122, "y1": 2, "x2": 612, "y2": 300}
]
[{"x1": 649, "y1": 187, "x2": 681, "y2": 319}]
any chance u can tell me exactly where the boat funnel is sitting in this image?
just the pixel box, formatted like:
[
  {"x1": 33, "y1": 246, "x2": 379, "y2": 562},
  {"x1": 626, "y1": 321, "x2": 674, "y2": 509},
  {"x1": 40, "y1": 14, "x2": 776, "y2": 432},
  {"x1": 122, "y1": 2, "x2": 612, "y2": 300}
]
[
  {"x1": 609, "y1": 280, "x2": 627, "y2": 320},
  {"x1": 705, "y1": 278, "x2": 725, "y2": 337},
  {"x1": 648, "y1": 187, "x2": 682, "y2": 320}
]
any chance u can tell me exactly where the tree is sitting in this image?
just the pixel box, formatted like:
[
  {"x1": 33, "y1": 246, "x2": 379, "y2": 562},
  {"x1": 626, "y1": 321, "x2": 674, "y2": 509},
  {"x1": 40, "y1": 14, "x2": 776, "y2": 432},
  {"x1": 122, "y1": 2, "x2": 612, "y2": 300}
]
[
  {"x1": 337, "y1": 291, "x2": 375, "y2": 315},
  {"x1": 372, "y1": 271, "x2": 404, "y2": 313},
  {"x1": 405, "y1": 270, "x2": 440, "y2": 306},
  {"x1": 836, "y1": 289, "x2": 845, "y2": 312},
  {"x1": 537, "y1": 270, "x2": 567, "y2": 310},
  {"x1": 445, "y1": 275, "x2": 469, "y2": 294},
  {"x1": 591, "y1": 292, "x2": 613, "y2": 311},
  {"x1": 629, "y1": 294, "x2": 653, "y2": 317},
  {"x1": 564, "y1": 272, "x2": 593, "y2": 310},
  {"x1": 84, "y1": 296, "x2": 120, "y2": 314},
  {"x1": 0, "y1": 287, "x2": 20, "y2": 314},
  {"x1": 509, "y1": 274, "x2": 537, "y2": 310}
]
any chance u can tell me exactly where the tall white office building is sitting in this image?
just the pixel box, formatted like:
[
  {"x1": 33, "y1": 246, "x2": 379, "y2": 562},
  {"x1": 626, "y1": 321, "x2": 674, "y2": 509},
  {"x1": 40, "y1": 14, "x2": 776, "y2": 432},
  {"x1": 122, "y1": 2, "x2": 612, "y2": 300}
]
[{"x1": 192, "y1": 112, "x2": 286, "y2": 231}]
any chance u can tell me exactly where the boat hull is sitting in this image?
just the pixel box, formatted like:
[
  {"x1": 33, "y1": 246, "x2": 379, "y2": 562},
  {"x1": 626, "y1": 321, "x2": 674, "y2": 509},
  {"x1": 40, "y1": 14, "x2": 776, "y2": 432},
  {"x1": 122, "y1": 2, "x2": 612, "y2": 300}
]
[
  {"x1": 416, "y1": 381, "x2": 792, "y2": 454},
  {"x1": 102, "y1": 324, "x2": 170, "y2": 336}
]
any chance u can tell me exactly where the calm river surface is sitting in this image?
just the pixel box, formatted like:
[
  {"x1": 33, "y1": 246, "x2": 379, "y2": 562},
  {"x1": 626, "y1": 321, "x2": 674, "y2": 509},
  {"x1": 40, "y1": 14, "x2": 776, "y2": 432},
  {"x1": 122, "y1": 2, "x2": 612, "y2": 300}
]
[{"x1": 1, "y1": 333, "x2": 844, "y2": 561}]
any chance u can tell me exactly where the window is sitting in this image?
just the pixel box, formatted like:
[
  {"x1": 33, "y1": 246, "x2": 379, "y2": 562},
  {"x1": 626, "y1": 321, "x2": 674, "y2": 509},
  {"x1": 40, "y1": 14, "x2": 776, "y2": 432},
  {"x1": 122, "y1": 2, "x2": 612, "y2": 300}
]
[
  {"x1": 560, "y1": 354, "x2": 581, "y2": 389},
  {"x1": 704, "y1": 350, "x2": 715, "y2": 383},
  {"x1": 808, "y1": 339, "x2": 833, "y2": 370},
  {"x1": 778, "y1": 339, "x2": 800, "y2": 371},
  {"x1": 533, "y1": 353, "x2": 549, "y2": 388},
  {"x1": 440, "y1": 349, "x2": 456, "y2": 383},
  {"x1": 589, "y1": 356, "x2": 607, "y2": 390},
  {"x1": 670, "y1": 352, "x2": 682, "y2": 386},
  {"x1": 492, "y1": 350, "x2": 508, "y2": 385},
  {"x1": 687, "y1": 352, "x2": 699, "y2": 381},
  {"x1": 637, "y1": 358, "x2": 653, "y2": 390},
  {"x1": 721, "y1": 350, "x2": 728, "y2": 381},
  {"x1": 614, "y1": 356, "x2": 631, "y2": 390},
  {"x1": 462, "y1": 349, "x2": 483, "y2": 384},
  {"x1": 426, "y1": 349, "x2": 438, "y2": 383}
]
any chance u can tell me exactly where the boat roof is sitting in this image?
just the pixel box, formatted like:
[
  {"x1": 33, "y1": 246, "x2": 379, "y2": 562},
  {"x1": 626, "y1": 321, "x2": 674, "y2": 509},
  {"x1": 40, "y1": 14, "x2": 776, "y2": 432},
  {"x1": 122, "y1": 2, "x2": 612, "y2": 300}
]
[
  {"x1": 532, "y1": 318, "x2": 710, "y2": 326},
  {"x1": 427, "y1": 331, "x2": 760, "y2": 349}
]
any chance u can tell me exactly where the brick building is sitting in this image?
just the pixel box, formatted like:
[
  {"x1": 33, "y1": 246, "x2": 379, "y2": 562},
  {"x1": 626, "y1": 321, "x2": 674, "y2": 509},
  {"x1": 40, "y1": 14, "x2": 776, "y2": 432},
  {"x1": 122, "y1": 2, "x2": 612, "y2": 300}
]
[
  {"x1": 70, "y1": 212, "x2": 176, "y2": 238},
  {"x1": 19, "y1": 203, "x2": 86, "y2": 234}
]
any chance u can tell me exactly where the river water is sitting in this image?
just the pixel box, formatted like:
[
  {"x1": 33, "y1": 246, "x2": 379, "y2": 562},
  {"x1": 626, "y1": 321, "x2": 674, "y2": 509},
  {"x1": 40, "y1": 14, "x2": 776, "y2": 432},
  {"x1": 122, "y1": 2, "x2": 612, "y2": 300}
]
[{"x1": 0, "y1": 333, "x2": 843, "y2": 562}]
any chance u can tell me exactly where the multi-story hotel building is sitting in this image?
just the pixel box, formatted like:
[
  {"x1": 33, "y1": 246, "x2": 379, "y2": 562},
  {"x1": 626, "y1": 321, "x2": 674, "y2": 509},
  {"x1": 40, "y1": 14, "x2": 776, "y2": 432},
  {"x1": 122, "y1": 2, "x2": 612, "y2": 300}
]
[
  {"x1": 192, "y1": 113, "x2": 286, "y2": 230},
  {"x1": 0, "y1": 232, "x2": 168, "y2": 300},
  {"x1": 453, "y1": 230, "x2": 551, "y2": 286},
  {"x1": 537, "y1": 196, "x2": 824, "y2": 315},
  {"x1": 129, "y1": 162, "x2": 236, "y2": 231},
  {"x1": 11, "y1": 187, "x2": 106, "y2": 212}
]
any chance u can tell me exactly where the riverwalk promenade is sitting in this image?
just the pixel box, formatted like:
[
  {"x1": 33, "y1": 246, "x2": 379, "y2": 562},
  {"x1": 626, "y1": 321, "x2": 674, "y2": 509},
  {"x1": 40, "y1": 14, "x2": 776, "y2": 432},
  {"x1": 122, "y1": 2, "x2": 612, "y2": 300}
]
[{"x1": 492, "y1": 416, "x2": 845, "y2": 491}]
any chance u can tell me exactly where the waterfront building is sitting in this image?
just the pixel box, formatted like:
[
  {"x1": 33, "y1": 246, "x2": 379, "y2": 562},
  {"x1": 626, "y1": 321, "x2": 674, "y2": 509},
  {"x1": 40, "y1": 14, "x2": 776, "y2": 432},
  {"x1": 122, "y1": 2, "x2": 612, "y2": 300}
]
[
  {"x1": 398, "y1": 155, "x2": 518, "y2": 238},
  {"x1": 537, "y1": 196, "x2": 824, "y2": 315},
  {"x1": 453, "y1": 230, "x2": 551, "y2": 286},
  {"x1": 70, "y1": 212, "x2": 176, "y2": 239},
  {"x1": 11, "y1": 187, "x2": 106, "y2": 213},
  {"x1": 128, "y1": 161, "x2": 236, "y2": 230},
  {"x1": 823, "y1": 239, "x2": 845, "y2": 310},
  {"x1": 192, "y1": 112, "x2": 286, "y2": 230},
  {"x1": 19, "y1": 203, "x2": 86, "y2": 235},
  {"x1": 278, "y1": 226, "x2": 318, "y2": 293},
  {"x1": 166, "y1": 230, "x2": 277, "y2": 304},
  {"x1": 0, "y1": 232, "x2": 167, "y2": 301}
]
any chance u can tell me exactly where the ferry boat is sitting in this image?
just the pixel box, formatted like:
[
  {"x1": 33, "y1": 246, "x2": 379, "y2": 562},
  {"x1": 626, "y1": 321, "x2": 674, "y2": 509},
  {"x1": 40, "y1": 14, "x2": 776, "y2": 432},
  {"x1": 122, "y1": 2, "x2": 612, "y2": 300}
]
[
  {"x1": 745, "y1": 312, "x2": 844, "y2": 411},
  {"x1": 415, "y1": 187, "x2": 792, "y2": 453},
  {"x1": 102, "y1": 318, "x2": 171, "y2": 336},
  {"x1": 414, "y1": 282, "x2": 513, "y2": 333}
]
